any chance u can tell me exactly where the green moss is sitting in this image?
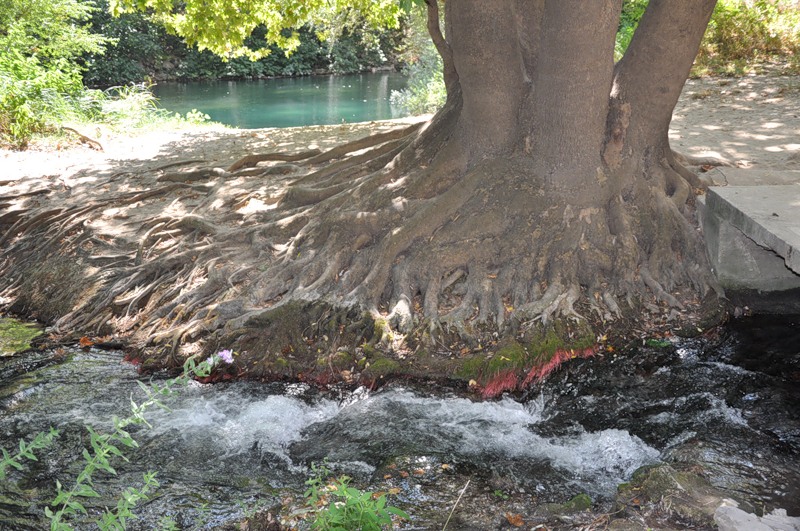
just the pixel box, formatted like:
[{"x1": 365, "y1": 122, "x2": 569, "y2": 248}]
[
  {"x1": 563, "y1": 493, "x2": 592, "y2": 512},
  {"x1": 318, "y1": 350, "x2": 355, "y2": 370},
  {"x1": 535, "y1": 493, "x2": 592, "y2": 518},
  {"x1": 373, "y1": 317, "x2": 390, "y2": 339},
  {"x1": 361, "y1": 342, "x2": 379, "y2": 359},
  {"x1": 0, "y1": 318, "x2": 43, "y2": 355},
  {"x1": 645, "y1": 338, "x2": 672, "y2": 348},
  {"x1": 485, "y1": 342, "x2": 528, "y2": 375},
  {"x1": 455, "y1": 355, "x2": 486, "y2": 380},
  {"x1": 364, "y1": 357, "x2": 401, "y2": 378},
  {"x1": 526, "y1": 321, "x2": 595, "y2": 363}
]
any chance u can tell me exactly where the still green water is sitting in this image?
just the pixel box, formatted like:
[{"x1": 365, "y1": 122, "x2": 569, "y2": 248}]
[{"x1": 153, "y1": 72, "x2": 409, "y2": 129}]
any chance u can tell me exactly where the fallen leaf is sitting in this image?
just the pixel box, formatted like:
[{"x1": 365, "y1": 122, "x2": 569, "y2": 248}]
[
  {"x1": 383, "y1": 474, "x2": 392, "y2": 479},
  {"x1": 387, "y1": 488, "x2": 401, "y2": 495},
  {"x1": 505, "y1": 513, "x2": 524, "y2": 527},
  {"x1": 79, "y1": 336, "x2": 94, "y2": 348},
  {"x1": 399, "y1": 470, "x2": 409, "y2": 478}
]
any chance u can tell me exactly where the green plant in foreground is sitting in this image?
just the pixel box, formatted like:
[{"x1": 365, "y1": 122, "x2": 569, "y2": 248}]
[
  {"x1": 304, "y1": 464, "x2": 409, "y2": 530},
  {"x1": 46, "y1": 352, "x2": 231, "y2": 530},
  {"x1": 1, "y1": 349, "x2": 235, "y2": 530},
  {"x1": 0, "y1": 428, "x2": 60, "y2": 480}
]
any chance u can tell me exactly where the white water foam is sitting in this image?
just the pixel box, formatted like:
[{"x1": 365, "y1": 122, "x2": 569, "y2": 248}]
[
  {"x1": 88, "y1": 385, "x2": 659, "y2": 493},
  {"x1": 322, "y1": 389, "x2": 660, "y2": 489},
  {"x1": 144, "y1": 387, "x2": 341, "y2": 461}
]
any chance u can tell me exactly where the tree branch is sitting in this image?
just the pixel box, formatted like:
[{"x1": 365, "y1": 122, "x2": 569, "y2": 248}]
[
  {"x1": 425, "y1": 0, "x2": 458, "y2": 92},
  {"x1": 613, "y1": 0, "x2": 717, "y2": 144}
]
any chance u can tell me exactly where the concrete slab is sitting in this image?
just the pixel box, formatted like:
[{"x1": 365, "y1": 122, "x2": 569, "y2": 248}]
[
  {"x1": 704, "y1": 185, "x2": 800, "y2": 274},
  {"x1": 698, "y1": 196, "x2": 800, "y2": 298}
]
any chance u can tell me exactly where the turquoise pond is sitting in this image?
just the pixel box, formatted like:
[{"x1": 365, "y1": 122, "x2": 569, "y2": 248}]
[{"x1": 153, "y1": 72, "x2": 409, "y2": 129}]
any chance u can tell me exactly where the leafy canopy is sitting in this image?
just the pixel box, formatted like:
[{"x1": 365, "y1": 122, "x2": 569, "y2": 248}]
[{"x1": 110, "y1": 0, "x2": 416, "y2": 59}]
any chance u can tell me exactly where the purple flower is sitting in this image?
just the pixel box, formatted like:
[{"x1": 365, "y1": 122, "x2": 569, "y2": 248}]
[{"x1": 218, "y1": 349, "x2": 234, "y2": 364}]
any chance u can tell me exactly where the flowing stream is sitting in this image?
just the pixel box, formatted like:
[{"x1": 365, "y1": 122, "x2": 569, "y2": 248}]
[{"x1": 1, "y1": 315, "x2": 798, "y2": 529}]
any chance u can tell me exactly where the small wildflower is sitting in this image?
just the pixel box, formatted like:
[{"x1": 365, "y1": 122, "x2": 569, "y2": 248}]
[{"x1": 218, "y1": 349, "x2": 234, "y2": 364}]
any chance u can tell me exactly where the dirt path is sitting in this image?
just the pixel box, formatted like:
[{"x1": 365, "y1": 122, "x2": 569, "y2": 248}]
[
  {"x1": 671, "y1": 74, "x2": 800, "y2": 169},
  {"x1": 2, "y1": 116, "x2": 430, "y2": 186}
]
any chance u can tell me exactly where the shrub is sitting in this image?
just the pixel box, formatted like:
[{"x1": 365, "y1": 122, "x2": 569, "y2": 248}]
[
  {"x1": 390, "y1": 3, "x2": 446, "y2": 115},
  {"x1": 0, "y1": 0, "x2": 109, "y2": 148},
  {"x1": 304, "y1": 464, "x2": 409, "y2": 530},
  {"x1": 695, "y1": 0, "x2": 800, "y2": 75}
]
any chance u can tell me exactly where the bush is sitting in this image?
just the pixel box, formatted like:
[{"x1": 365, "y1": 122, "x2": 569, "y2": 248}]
[
  {"x1": 390, "y1": 3, "x2": 446, "y2": 116},
  {"x1": 616, "y1": 0, "x2": 648, "y2": 60},
  {"x1": 695, "y1": 0, "x2": 800, "y2": 75},
  {"x1": 304, "y1": 464, "x2": 409, "y2": 530},
  {"x1": 83, "y1": 0, "x2": 176, "y2": 87},
  {"x1": 613, "y1": 0, "x2": 800, "y2": 75},
  {"x1": 0, "y1": 0, "x2": 109, "y2": 148},
  {"x1": 0, "y1": 54, "x2": 99, "y2": 148}
]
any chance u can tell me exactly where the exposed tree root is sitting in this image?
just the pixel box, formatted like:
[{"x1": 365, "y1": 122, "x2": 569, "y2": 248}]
[
  {"x1": 61, "y1": 127, "x2": 104, "y2": 151},
  {"x1": 0, "y1": 117, "x2": 726, "y2": 390}
]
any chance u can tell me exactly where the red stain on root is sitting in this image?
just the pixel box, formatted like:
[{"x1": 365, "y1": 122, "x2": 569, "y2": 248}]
[
  {"x1": 521, "y1": 346, "x2": 597, "y2": 388},
  {"x1": 478, "y1": 346, "x2": 598, "y2": 399},
  {"x1": 481, "y1": 370, "x2": 519, "y2": 399}
]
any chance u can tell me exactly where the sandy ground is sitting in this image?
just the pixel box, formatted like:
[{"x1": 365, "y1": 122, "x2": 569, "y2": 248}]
[
  {"x1": 2, "y1": 74, "x2": 799, "y2": 184},
  {"x1": 670, "y1": 74, "x2": 800, "y2": 169}
]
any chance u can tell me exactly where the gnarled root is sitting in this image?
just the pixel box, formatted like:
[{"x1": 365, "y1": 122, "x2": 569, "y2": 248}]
[{"x1": 0, "y1": 119, "x2": 724, "y2": 382}]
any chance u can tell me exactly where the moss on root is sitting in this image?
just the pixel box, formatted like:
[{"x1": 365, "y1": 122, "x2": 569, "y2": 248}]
[
  {"x1": 448, "y1": 321, "x2": 598, "y2": 397},
  {"x1": 363, "y1": 357, "x2": 402, "y2": 379}
]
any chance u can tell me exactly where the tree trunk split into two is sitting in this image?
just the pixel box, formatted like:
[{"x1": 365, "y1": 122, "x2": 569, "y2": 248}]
[{"x1": 0, "y1": 0, "x2": 727, "y2": 387}]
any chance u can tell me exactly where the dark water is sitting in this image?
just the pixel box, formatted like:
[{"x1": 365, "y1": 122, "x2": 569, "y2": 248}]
[
  {"x1": 152, "y1": 72, "x2": 409, "y2": 129},
  {"x1": 0, "y1": 315, "x2": 798, "y2": 529}
]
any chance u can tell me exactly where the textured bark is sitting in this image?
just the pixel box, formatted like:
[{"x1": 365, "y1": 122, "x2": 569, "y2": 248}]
[{"x1": 0, "y1": 0, "x2": 725, "y2": 383}]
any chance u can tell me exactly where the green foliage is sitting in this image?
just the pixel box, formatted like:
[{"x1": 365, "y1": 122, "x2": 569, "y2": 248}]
[
  {"x1": 175, "y1": 27, "x2": 328, "y2": 80},
  {"x1": 0, "y1": 428, "x2": 60, "y2": 480},
  {"x1": 1, "y1": 350, "x2": 232, "y2": 529},
  {"x1": 111, "y1": 0, "x2": 405, "y2": 61},
  {"x1": 615, "y1": 0, "x2": 800, "y2": 74},
  {"x1": 616, "y1": 0, "x2": 648, "y2": 60},
  {"x1": 45, "y1": 354, "x2": 222, "y2": 529},
  {"x1": 304, "y1": 463, "x2": 409, "y2": 530},
  {"x1": 0, "y1": 0, "x2": 110, "y2": 147},
  {"x1": 84, "y1": 0, "x2": 177, "y2": 86},
  {"x1": 695, "y1": 0, "x2": 800, "y2": 74},
  {"x1": 390, "y1": 2, "x2": 446, "y2": 115}
]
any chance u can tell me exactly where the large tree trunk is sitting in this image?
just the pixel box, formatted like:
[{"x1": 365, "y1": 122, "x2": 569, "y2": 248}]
[{"x1": 0, "y1": 0, "x2": 724, "y2": 388}]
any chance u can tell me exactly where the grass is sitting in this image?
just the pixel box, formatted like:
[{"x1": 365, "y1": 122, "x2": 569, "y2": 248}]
[{"x1": 1, "y1": 81, "x2": 220, "y2": 150}]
